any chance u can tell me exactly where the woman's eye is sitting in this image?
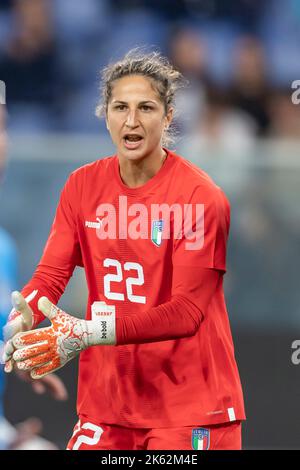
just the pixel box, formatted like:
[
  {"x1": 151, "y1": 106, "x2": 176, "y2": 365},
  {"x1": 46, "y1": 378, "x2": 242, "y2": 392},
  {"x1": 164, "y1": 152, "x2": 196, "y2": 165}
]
[
  {"x1": 113, "y1": 104, "x2": 126, "y2": 111},
  {"x1": 141, "y1": 105, "x2": 152, "y2": 111},
  {"x1": 113, "y1": 104, "x2": 152, "y2": 111}
]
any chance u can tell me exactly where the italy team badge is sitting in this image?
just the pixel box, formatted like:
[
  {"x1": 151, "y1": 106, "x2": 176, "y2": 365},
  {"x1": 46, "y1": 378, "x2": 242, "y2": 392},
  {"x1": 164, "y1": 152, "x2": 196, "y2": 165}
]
[
  {"x1": 192, "y1": 428, "x2": 210, "y2": 450},
  {"x1": 151, "y1": 219, "x2": 164, "y2": 246}
]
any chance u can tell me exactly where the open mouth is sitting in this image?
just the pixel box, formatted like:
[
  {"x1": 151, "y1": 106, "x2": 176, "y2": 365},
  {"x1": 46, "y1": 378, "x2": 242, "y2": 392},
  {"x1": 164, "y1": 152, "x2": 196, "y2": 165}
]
[{"x1": 123, "y1": 134, "x2": 144, "y2": 149}]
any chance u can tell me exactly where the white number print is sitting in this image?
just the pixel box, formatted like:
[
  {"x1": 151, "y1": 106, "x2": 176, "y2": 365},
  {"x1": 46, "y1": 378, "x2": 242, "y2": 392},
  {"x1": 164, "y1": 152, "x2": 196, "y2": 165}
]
[
  {"x1": 103, "y1": 258, "x2": 146, "y2": 304},
  {"x1": 103, "y1": 258, "x2": 124, "y2": 301},
  {"x1": 124, "y1": 262, "x2": 146, "y2": 304},
  {"x1": 71, "y1": 422, "x2": 104, "y2": 450}
]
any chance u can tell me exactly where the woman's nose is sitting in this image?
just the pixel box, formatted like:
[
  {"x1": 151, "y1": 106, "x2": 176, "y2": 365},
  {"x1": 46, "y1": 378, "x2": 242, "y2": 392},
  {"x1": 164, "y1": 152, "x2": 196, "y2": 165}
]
[{"x1": 125, "y1": 110, "x2": 138, "y2": 127}]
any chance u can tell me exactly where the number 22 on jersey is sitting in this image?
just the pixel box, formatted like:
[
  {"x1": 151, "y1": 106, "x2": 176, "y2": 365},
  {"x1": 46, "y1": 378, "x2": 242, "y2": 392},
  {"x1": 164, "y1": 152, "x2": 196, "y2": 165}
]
[{"x1": 103, "y1": 258, "x2": 146, "y2": 304}]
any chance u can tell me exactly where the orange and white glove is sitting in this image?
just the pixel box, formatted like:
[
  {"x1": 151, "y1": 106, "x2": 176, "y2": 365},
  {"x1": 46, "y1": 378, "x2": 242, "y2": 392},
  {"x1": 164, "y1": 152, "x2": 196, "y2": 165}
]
[
  {"x1": 2, "y1": 291, "x2": 35, "y2": 373},
  {"x1": 9, "y1": 297, "x2": 116, "y2": 379}
]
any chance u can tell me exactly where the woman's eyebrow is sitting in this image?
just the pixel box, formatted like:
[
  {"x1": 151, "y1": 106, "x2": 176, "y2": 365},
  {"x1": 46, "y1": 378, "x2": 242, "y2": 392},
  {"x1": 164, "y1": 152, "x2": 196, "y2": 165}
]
[
  {"x1": 111, "y1": 100, "x2": 157, "y2": 104},
  {"x1": 111, "y1": 100, "x2": 127, "y2": 104}
]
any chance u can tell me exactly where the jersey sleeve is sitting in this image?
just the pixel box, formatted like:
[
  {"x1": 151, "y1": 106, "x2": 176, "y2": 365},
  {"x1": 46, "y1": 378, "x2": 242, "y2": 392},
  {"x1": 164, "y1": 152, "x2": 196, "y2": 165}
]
[
  {"x1": 116, "y1": 268, "x2": 220, "y2": 345},
  {"x1": 21, "y1": 172, "x2": 83, "y2": 326}
]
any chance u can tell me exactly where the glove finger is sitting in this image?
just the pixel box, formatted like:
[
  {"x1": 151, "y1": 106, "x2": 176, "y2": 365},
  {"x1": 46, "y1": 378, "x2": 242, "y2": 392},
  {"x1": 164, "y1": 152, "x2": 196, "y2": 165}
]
[
  {"x1": 11, "y1": 291, "x2": 33, "y2": 329},
  {"x1": 13, "y1": 327, "x2": 50, "y2": 349},
  {"x1": 13, "y1": 341, "x2": 49, "y2": 362},
  {"x1": 30, "y1": 359, "x2": 62, "y2": 379},
  {"x1": 15, "y1": 351, "x2": 56, "y2": 372},
  {"x1": 38, "y1": 297, "x2": 59, "y2": 321},
  {"x1": 4, "y1": 359, "x2": 14, "y2": 373},
  {"x1": 2, "y1": 338, "x2": 15, "y2": 363},
  {"x1": 3, "y1": 338, "x2": 17, "y2": 373},
  {"x1": 3, "y1": 315, "x2": 24, "y2": 342}
]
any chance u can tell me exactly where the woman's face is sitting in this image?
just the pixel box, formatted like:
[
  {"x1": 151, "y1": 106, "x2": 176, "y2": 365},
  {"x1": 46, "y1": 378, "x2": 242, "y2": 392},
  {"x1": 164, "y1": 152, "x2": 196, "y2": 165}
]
[{"x1": 106, "y1": 74, "x2": 173, "y2": 162}]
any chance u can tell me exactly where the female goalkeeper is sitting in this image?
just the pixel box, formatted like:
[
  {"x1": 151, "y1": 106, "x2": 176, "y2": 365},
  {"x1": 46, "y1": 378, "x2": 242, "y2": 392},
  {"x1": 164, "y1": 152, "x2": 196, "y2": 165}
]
[{"x1": 3, "y1": 49, "x2": 245, "y2": 450}]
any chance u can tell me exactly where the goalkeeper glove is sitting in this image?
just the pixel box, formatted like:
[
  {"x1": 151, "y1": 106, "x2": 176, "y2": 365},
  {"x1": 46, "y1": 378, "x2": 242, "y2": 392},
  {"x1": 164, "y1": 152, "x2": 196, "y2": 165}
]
[
  {"x1": 10, "y1": 297, "x2": 116, "y2": 379},
  {"x1": 2, "y1": 291, "x2": 35, "y2": 373}
]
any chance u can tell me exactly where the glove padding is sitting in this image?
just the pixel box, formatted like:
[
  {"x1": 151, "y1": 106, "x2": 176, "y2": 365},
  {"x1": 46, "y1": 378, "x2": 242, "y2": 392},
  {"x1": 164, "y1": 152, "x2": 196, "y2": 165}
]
[{"x1": 11, "y1": 297, "x2": 115, "y2": 379}]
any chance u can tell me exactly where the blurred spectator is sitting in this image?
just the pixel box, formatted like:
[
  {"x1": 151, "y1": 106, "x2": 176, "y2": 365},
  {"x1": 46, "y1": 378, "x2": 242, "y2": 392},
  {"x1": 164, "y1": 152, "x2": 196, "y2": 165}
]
[
  {"x1": 258, "y1": 0, "x2": 300, "y2": 86},
  {"x1": 0, "y1": 103, "x2": 7, "y2": 179},
  {"x1": 110, "y1": 0, "x2": 189, "y2": 20},
  {"x1": 0, "y1": 0, "x2": 56, "y2": 131},
  {"x1": 268, "y1": 89, "x2": 300, "y2": 139},
  {"x1": 227, "y1": 36, "x2": 271, "y2": 136},
  {"x1": 0, "y1": 0, "x2": 296, "y2": 137},
  {"x1": 53, "y1": 0, "x2": 122, "y2": 133},
  {"x1": 110, "y1": 0, "x2": 266, "y2": 26},
  {"x1": 0, "y1": 412, "x2": 58, "y2": 450},
  {"x1": 0, "y1": 104, "x2": 67, "y2": 449},
  {"x1": 168, "y1": 27, "x2": 211, "y2": 134},
  {"x1": 204, "y1": 0, "x2": 267, "y2": 31},
  {"x1": 177, "y1": 86, "x2": 256, "y2": 197},
  {"x1": 180, "y1": 86, "x2": 256, "y2": 155}
]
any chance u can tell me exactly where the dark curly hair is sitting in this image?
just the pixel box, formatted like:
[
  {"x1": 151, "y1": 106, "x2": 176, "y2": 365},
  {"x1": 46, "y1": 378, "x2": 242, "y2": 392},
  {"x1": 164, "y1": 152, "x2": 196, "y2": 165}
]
[{"x1": 95, "y1": 48, "x2": 186, "y2": 145}]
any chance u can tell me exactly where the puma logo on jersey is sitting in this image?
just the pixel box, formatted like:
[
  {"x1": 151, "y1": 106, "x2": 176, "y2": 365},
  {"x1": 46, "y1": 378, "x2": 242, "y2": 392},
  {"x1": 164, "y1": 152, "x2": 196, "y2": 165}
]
[{"x1": 85, "y1": 218, "x2": 103, "y2": 229}]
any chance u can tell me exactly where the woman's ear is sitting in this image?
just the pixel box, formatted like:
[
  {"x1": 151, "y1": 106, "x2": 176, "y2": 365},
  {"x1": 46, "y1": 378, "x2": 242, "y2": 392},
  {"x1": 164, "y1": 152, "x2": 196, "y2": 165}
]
[
  {"x1": 105, "y1": 108, "x2": 110, "y2": 131},
  {"x1": 165, "y1": 107, "x2": 174, "y2": 128}
]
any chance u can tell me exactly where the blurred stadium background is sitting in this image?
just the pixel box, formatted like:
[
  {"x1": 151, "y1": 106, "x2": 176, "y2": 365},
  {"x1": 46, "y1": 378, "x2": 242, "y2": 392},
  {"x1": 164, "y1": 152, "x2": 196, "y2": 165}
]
[{"x1": 1, "y1": 0, "x2": 300, "y2": 449}]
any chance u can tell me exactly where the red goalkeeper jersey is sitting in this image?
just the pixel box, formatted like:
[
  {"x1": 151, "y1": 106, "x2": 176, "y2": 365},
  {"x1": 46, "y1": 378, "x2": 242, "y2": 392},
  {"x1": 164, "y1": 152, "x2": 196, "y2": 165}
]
[{"x1": 22, "y1": 149, "x2": 245, "y2": 427}]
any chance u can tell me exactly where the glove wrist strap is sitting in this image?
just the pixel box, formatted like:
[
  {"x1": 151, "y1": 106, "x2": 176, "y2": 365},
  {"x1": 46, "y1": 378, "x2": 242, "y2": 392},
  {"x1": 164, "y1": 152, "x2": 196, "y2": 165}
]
[{"x1": 88, "y1": 302, "x2": 116, "y2": 345}]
